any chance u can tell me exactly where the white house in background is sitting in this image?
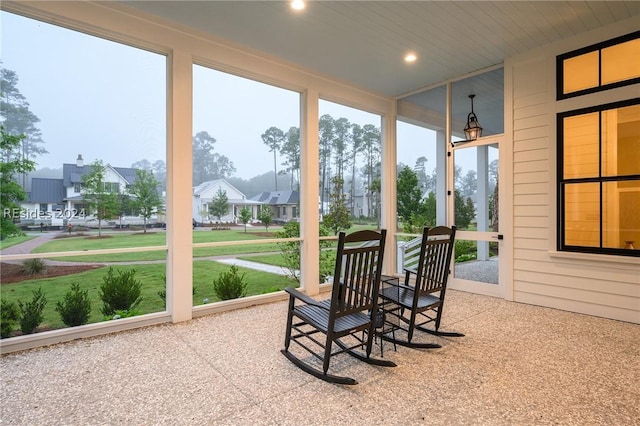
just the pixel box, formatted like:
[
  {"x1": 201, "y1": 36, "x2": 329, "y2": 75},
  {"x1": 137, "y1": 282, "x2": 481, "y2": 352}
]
[
  {"x1": 192, "y1": 179, "x2": 256, "y2": 224},
  {"x1": 20, "y1": 155, "x2": 141, "y2": 227}
]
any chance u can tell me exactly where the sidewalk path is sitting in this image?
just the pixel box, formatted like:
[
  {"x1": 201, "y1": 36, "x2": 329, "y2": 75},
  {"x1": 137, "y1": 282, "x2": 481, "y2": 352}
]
[
  {"x1": 0, "y1": 233, "x2": 59, "y2": 256},
  {"x1": 215, "y1": 258, "x2": 295, "y2": 277}
]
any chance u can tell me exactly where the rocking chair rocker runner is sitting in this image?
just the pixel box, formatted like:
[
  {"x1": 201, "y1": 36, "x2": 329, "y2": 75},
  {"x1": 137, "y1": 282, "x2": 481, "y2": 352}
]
[
  {"x1": 281, "y1": 229, "x2": 396, "y2": 385},
  {"x1": 379, "y1": 226, "x2": 462, "y2": 349}
]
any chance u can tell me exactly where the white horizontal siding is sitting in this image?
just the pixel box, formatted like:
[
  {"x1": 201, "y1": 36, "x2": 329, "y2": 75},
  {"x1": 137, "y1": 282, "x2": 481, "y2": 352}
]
[
  {"x1": 513, "y1": 194, "x2": 550, "y2": 206},
  {"x1": 514, "y1": 171, "x2": 548, "y2": 184},
  {"x1": 509, "y1": 26, "x2": 639, "y2": 324},
  {"x1": 514, "y1": 205, "x2": 549, "y2": 217},
  {"x1": 514, "y1": 259, "x2": 640, "y2": 282},
  {"x1": 514, "y1": 216, "x2": 549, "y2": 228},
  {"x1": 514, "y1": 159, "x2": 549, "y2": 174},
  {"x1": 515, "y1": 287, "x2": 639, "y2": 323},
  {"x1": 514, "y1": 137, "x2": 548, "y2": 152},
  {"x1": 515, "y1": 280, "x2": 638, "y2": 311},
  {"x1": 514, "y1": 227, "x2": 548, "y2": 240}
]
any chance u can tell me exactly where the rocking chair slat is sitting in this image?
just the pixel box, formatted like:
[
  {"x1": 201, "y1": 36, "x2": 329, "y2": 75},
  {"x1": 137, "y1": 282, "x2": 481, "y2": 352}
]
[
  {"x1": 281, "y1": 229, "x2": 395, "y2": 384},
  {"x1": 380, "y1": 226, "x2": 463, "y2": 349}
]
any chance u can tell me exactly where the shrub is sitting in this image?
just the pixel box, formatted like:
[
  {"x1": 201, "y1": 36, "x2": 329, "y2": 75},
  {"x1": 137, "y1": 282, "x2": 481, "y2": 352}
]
[
  {"x1": 455, "y1": 253, "x2": 477, "y2": 263},
  {"x1": 1, "y1": 299, "x2": 20, "y2": 338},
  {"x1": 99, "y1": 267, "x2": 142, "y2": 316},
  {"x1": 455, "y1": 240, "x2": 476, "y2": 256},
  {"x1": 55, "y1": 283, "x2": 92, "y2": 327},
  {"x1": 157, "y1": 274, "x2": 197, "y2": 307},
  {"x1": 213, "y1": 265, "x2": 247, "y2": 300},
  {"x1": 18, "y1": 287, "x2": 47, "y2": 334},
  {"x1": 277, "y1": 221, "x2": 333, "y2": 283},
  {"x1": 21, "y1": 258, "x2": 47, "y2": 276}
]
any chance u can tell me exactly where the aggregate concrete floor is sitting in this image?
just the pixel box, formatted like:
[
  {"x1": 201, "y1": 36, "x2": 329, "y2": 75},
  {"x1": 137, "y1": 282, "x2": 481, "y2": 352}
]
[{"x1": 1, "y1": 290, "x2": 639, "y2": 425}]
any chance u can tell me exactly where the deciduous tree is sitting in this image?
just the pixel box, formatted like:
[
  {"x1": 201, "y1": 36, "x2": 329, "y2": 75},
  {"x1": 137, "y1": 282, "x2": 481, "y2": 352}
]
[
  {"x1": 81, "y1": 160, "x2": 120, "y2": 236},
  {"x1": 238, "y1": 206, "x2": 252, "y2": 233},
  {"x1": 129, "y1": 169, "x2": 164, "y2": 233},
  {"x1": 192, "y1": 131, "x2": 235, "y2": 185},
  {"x1": 397, "y1": 166, "x2": 422, "y2": 228},
  {"x1": 323, "y1": 176, "x2": 352, "y2": 235},
  {"x1": 258, "y1": 207, "x2": 273, "y2": 232},
  {"x1": 208, "y1": 188, "x2": 229, "y2": 227}
]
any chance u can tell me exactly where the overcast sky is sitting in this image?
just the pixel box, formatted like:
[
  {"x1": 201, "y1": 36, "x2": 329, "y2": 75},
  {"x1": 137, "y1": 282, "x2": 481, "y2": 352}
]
[{"x1": 1, "y1": 10, "x2": 479, "y2": 180}]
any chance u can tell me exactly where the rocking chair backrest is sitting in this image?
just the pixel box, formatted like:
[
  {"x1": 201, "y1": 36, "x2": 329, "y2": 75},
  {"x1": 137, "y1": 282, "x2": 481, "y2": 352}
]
[
  {"x1": 331, "y1": 229, "x2": 386, "y2": 318},
  {"x1": 414, "y1": 226, "x2": 456, "y2": 296}
]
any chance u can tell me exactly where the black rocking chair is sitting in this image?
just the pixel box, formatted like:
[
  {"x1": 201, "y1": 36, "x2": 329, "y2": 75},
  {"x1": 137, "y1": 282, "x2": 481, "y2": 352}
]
[
  {"x1": 281, "y1": 229, "x2": 396, "y2": 385},
  {"x1": 379, "y1": 226, "x2": 463, "y2": 349}
]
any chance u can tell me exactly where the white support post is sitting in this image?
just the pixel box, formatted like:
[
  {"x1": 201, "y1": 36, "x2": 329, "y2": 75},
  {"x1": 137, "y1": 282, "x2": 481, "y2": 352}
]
[
  {"x1": 166, "y1": 49, "x2": 193, "y2": 322},
  {"x1": 436, "y1": 129, "x2": 447, "y2": 225},
  {"x1": 445, "y1": 82, "x2": 454, "y2": 228},
  {"x1": 477, "y1": 145, "x2": 489, "y2": 260},
  {"x1": 300, "y1": 90, "x2": 320, "y2": 295},
  {"x1": 381, "y1": 102, "x2": 397, "y2": 276}
]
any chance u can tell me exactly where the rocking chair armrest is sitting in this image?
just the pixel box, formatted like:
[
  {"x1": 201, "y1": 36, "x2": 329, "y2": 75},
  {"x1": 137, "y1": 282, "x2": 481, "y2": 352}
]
[
  {"x1": 382, "y1": 278, "x2": 414, "y2": 292},
  {"x1": 284, "y1": 287, "x2": 329, "y2": 310},
  {"x1": 404, "y1": 267, "x2": 418, "y2": 276},
  {"x1": 387, "y1": 282, "x2": 415, "y2": 292}
]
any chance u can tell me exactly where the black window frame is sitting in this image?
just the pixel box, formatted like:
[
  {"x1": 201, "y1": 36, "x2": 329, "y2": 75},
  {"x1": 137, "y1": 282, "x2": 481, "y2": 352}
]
[
  {"x1": 556, "y1": 31, "x2": 640, "y2": 100},
  {"x1": 557, "y1": 98, "x2": 640, "y2": 257}
]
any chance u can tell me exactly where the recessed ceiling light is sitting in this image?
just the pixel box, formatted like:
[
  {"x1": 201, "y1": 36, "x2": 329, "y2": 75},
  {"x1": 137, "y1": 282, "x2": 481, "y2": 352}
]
[
  {"x1": 291, "y1": 0, "x2": 305, "y2": 10},
  {"x1": 404, "y1": 53, "x2": 417, "y2": 63}
]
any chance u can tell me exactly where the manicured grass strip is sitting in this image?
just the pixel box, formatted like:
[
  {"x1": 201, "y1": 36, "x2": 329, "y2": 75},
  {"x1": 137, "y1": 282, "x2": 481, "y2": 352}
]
[
  {"x1": 0, "y1": 235, "x2": 36, "y2": 250},
  {"x1": 1, "y1": 261, "x2": 294, "y2": 334},
  {"x1": 237, "y1": 253, "x2": 288, "y2": 268},
  {"x1": 31, "y1": 230, "x2": 281, "y2": 262}
]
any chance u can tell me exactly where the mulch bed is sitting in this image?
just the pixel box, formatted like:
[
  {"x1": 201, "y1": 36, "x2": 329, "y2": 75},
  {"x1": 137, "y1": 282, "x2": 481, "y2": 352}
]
[
  {"x1": 1, "y1": 263, "x2": 102, "y2": 284},
  {"x1": 245, "y1": 232, "x2": 276, "y2": 237}
]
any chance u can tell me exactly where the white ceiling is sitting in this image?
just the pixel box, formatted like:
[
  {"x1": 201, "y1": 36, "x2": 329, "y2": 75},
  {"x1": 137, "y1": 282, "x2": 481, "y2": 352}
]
[{"x1": 120, "y1": 1, "x2": 640, "y2": 99}]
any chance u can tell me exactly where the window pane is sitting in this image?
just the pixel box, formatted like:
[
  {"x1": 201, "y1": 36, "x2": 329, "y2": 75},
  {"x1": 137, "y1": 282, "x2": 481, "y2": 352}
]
[
  {"x1": 453, "y1": 239, "x2": 499, "y2": 284},
  {"x1": 563, "y1": 51, "x2": 599, "y2": 94},
  {"x1": 563, "y1": 112, "x2": 599, "y2": 179},
  {"x1": 192, "y1": 65, "x2": 300, "y2": 230},
  {"x1": 603, "y1": 181, "x2": 640, "y2": 250},
  {"x1": 396, "y1": 84, "x2": 447, "y2": 233},
  {"x1": 192, "y1": 65, "x2": 300, "y2": 304},
  {"x1": 454, "y1": 146, "x2": 499, "y2": 232},
  {"x1": 318, "y1": 100, "x2": 381, "y2": 231},
  {"x1": 396, "y1": 121, "x2": 440, "y2": 232},
  {"x1": 564, "y1": 182, "x2": 600, "y2": 247},
  {"x1": 602, "y1": 104, "x2": 640, "y2": 177},
  {"x1": 602, "y1": 38, "x2": 640, "y2": 85},
  {"x1": 1, "y1": 12, "x2": 167, "y2": 334}
]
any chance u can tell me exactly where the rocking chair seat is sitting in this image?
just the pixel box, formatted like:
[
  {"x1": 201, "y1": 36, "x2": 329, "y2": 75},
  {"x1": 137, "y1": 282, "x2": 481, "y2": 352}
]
[
  {"x1": 379, "y1": 226, "x2": 463, "y2": 349},
  {"x1": 380, "y1": 286, "x2": 440, "y2": 311},
  {"x1": 295, "y1": 304, "x2": 371, "y2": 334},
  {"x1": 281, "y1": 229, "x2": 395, "y2": 385}
]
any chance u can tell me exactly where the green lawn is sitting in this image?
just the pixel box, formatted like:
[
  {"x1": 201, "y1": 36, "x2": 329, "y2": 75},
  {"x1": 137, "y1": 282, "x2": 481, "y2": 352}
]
[
  {"x1": 1, "y1": 224, "x2": 380, "y2": 336},
  {"x1": 31, "y1": 229, "x2": 282, "y2": 262},
  {"x1": 238, "y1": 253, "x2": 288, "y2": 267},
  {"x1": 1, "y1": 261, "x2": 294, "y2": 335},
  {"x1": 0, "y1": 235, "x2": 36, "y2": 250}
]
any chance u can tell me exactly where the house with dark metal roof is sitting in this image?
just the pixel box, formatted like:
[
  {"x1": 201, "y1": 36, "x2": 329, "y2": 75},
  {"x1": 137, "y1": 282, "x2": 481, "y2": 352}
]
[
  {"x1": 249, "y1": 190, "x2": 299, "y2": 223},
  {"x1": 21, "y1": 155, "x2": 143, "y2": 227}
]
